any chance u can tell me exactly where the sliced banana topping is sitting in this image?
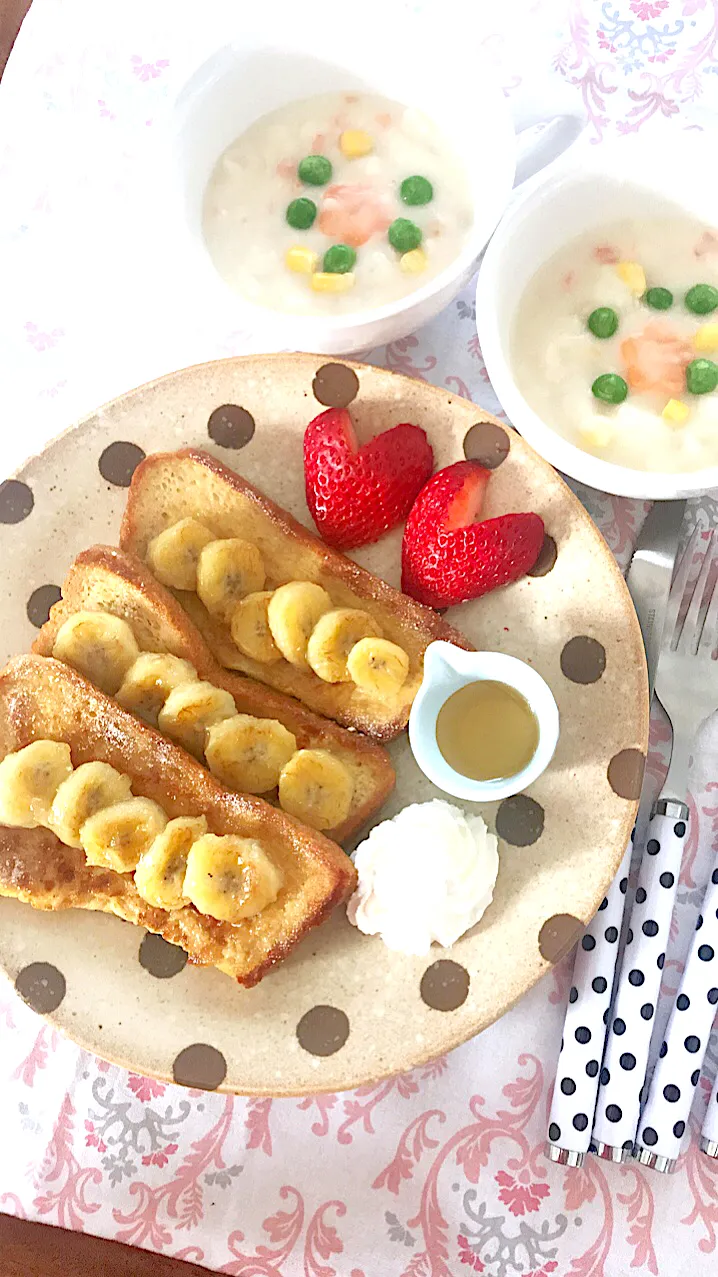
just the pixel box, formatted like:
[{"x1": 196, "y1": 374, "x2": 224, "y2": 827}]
[
  {"x1": 157, "y1": 681, "x2": 237, "y2": 758},
  {"x1": 134, "y1": 815, "x2": 207, "y2": 910},
  {"x1": 48, "y1": 761, "x2": 133, "y2": 849},
  {"x1": 278, "y1": 748, "x2": 353, "y2": 831},
  {"x1": 53, "y1": 612, "x2": 140, "y2": 696},
  {"x1": 80, "y1": 797, "x2": 168, "y2": 873},
  {"x1": 307, "y1": 608, "x2": 382, "y2": 684},
  {"x1": 230, "y1": 591, "x2": 283, "y2": 664},
  {"x1": 205, "y1": 714, "x2": 297, "y2": 795},
  {"x1": 0, "y1": 740, "x2": 73, "y2": 828},
  {"x1": 267, "y1": 581, "x2": 332, "y2": 669},
  {"x1": 346, "y1": 637, "x2": 410, "y2": 698},
  {"x1": 183, "y1": 833, "x2": 283, "y2": 922},
  {"x1": 147, "y1": 518, "x2": 214, "y2": 591},
  {"x1": 116, "y1": 653, "x2": 199, "y2": 727},
  {"x1": 196, "y1": 538, "x2": 265, "y2": 623}
]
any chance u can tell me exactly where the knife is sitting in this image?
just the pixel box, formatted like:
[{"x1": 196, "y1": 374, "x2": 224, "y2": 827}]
[{"x1": 546, "y1": 498, "x2": 686, "y2": 1167}]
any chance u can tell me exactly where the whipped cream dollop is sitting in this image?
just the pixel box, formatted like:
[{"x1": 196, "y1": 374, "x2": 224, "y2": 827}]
[{"x1": 346, "y1": 799, "x2": 499, "y2": 956}]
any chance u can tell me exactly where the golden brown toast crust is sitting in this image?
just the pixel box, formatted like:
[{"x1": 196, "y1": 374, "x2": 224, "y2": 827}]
[
  {"x1": 33, "y1": 545, "x2": 395, "y2": 843},
  {"x1": 0, "y1": 655, "x2": 357, "y2": 986},
  {"x1": 119, "y1": 449, "x2": 473, "y2": 740}
]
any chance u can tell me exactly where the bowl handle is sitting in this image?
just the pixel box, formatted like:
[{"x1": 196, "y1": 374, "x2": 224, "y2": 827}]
[{"x1": 509, "y1": 79, "x2": 588, "y2": 190}]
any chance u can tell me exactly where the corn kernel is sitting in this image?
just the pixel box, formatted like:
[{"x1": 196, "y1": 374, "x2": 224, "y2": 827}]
[
  {"x1": 400, "y1": 248, "x2": 428, "y2": 275},
  {"x1": 662, "y1": 398, "x2": 690, "y2": 426},
  {"x1": 694, "y1": 322, "x2": 718, "y2": 353},
  {"x1": 339, "y1": 129, "x2": 373, "y2": 159},
  {"x1": 310, "y1": 271, "x2": 356, "y2": 293},
  {"x1": 285, "y1": 246, "x2": 319, "y2": 275},
  {"x1": 578, "y1": 420, "x2": 615, "y2": 450},
  {"x1": 615, "y1": 261, "x2": 647, "y2": 295}
]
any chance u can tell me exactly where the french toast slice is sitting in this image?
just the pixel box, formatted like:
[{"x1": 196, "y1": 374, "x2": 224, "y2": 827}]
[
  {"x1": 119, "y1": 448, "x2": 473, "y2": 741},
  {"x1": 0, "y1": 655, "x2": 356, "y2": 987},
  {"x1": 33, "y1": 546, "x2": 394, "y2": 843}
]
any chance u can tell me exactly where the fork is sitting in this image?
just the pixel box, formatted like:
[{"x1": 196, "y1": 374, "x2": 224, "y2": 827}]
[{"x1": 592, "y1": 528, "x2": 718, "y2": 1161}]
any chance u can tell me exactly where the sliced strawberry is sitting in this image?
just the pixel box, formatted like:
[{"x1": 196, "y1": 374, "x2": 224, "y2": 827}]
[
  {"x1": 304, "y1": 407, "x2": 434, "y2": 550},
  {"x1": 401, "y1": 460, "x2": 544, "y2": 609}
]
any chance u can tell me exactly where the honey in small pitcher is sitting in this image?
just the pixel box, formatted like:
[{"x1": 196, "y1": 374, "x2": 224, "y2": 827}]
[{"x1": 435, "y1": 680, "x2": 539, "y2": 782}]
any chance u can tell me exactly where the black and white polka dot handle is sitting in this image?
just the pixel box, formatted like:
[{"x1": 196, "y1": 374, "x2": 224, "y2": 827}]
[
  {"x1": 592, "y1": 801, "x2": 687, "y2": 1160},
  {"x1": 700, "y1": 1051, "x2": 718, "y2": 1159},
  {"x1": 636, "y1": 862, "x2": 718, "y2": 1171},
  {"x1": 545, "y1": 840, "x2": 631, "y2": 1166}
]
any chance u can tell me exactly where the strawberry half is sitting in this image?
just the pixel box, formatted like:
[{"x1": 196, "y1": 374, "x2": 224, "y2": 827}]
[
  {"x1": 304, "y1": 407, "x2": 434, "y2": 550},
  {"x1": 401, "y1": 460, "x2": 544, "y2": 609}
]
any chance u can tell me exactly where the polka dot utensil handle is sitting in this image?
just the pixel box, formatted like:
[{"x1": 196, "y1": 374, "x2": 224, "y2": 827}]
[
  {"x1": 545, "y1": 839, "x2": 632, "y2": 1166},
  {"x1": 592, "y1": 802, "x2": 688, "y2": 1161},
  {"x1": 636, "y1": 862, "x2": 718, "y2": 1171}
]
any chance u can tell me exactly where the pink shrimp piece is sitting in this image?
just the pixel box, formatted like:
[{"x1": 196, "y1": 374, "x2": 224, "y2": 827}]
[
  {"x1": 311, "y1": 133, "x2": 327, "y2": 153},
  {"x1": 620, "y1": 320, "x2": 694, "y2": 396},
  {"x1": 318, "y1": 183, "x2": 392, "y2": 247},
  {"x1": 593, "y1": 243, "x2": 619, "y2": 264},
  {"x1": 276, "y1": 158, "x2": 296, "y2": 180},
  {"x1": 376, "y1": 112, "x2": 392, "y2": 128}
]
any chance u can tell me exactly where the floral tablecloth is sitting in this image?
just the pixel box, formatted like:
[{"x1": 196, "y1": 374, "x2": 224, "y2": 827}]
[{"x1": 2, "y1": 2, "x2": 718, "y2": 1274}]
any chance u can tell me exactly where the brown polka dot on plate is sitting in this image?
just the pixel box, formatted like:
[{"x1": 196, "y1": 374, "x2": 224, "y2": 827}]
[
  {"x1": 139, "y1": 933, "x2": 188, "y2": 979},
  {"x1": 560, "y1": 635, "x2": 606, "y2": 684},
  {"x1": 296, "y1": 1004, "x2": 350, "y2": 1057},
  {"x1": 608, "y1": 748, "x2": 646, "y2": 800},
  {"x1": 99, "y1": 441, "x2": 146, "y2": 487},
  {"x1": 0, "y1": 479, "x2": 34, "y2": 525},
  {"x1": 463, "y1": 421, "x2": 510, "y2": 469},
  {"x1": 420, "y1": 960, "x2": 470, "y2": 1011},
  {"x1": 172, "y1": 1043, "x2": 227, "y2": 1090},
  {"x1": 539, "y1": 914, "x2": 584, "y2": 964},
  {"x1": 26, "y1": 583, "x2": 62, "y2": 628},
  {"x1": 496, "y1": 794, "x2": 544, "y2": 847},
  {"x1": 207, "y1": 404, "x2": 256, "y2": 449},
  {"x1": 528, "y1": 534, "x2": 558, "y2": 578},
  {"x1": 15, "y1": 961, "x2": 66, "y2": 1013},
  {"x1": 312, "y1": 363, "x2": 359, "y2": 408}
]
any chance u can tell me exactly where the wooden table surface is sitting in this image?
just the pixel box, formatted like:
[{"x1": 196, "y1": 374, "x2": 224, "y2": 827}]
[{"x1": 0, "y1": 4, "x2": 221, "y2": 1273}]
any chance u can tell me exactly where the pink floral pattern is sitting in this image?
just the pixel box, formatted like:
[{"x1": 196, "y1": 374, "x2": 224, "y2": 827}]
[{"x1": 2, "y1": 2, "x2": 718, "y2": 1274}]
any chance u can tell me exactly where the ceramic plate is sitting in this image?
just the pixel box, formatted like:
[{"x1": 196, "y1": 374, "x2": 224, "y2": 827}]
[{"x1": 0, "y1": 354, "x2": 648, "y2": 1095}]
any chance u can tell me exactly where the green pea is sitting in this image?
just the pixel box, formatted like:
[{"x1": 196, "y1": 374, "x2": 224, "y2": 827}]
[
  {"x1": 388, "y1": 218, "x2": 422, "y2": 253},
  {"x1": 400, "y1": 175, "x2": 433, "y2": 206},
  {"x1": 298, "y1": 155, "x2": 333, "y2": 186},
  {"x1": 685, "y1": 358, "x2": 718, "y2": 395},
  {"x1": 323, "y1": 244, "x2": 356, "y2": 274},
  {"x1": 587, "y1": 307, "x2": 618, "y2": 339},
  {"x1": 285, "y1": 197, "x2": 317, "y2": 230},
  {"x1": 685, "y1": 283, "x2": 718, "y2": 315},
  {"x1": 644, "y1": 286, "x2": 673, "y2": 310},
  {"x1": 592, "y1": 373, "x2": 628, "y2": 405}
]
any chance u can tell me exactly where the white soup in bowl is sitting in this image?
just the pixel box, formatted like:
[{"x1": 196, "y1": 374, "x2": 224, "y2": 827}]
[
  {"x1": 512, "y1": 216, "x2": 718, "y2": 473},
  {"x1": 202, "y1": 91, "x2": 473, "y2": 315}
]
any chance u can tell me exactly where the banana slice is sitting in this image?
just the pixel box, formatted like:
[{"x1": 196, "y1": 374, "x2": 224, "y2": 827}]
[
  {"x1": 267, "y1": 582, "x2": 332, "y2": 669},
  {"x1": 278, "y1": 748, "x2": 353, "y2": 830},
  {"x1": 183, "y1": 833, "x2": 283, "y2": 922},
  {"x1": 230, "y1": 591, "x2": 283, "y2": 664},
  {"x1": 196, "y1": 539, "x2": 265, "y2": 623},
  {"x1": 80, "y1": 797, "x2": 168, "y2": 873},
  {"x1": 306, "y1": 608, "x2": 382, "y2": 683},
  {"x1": 53, "y1": 612, "x2": 140, "y2": 696},
  {"x1": 157, "y1": 680, "x2": 237, "y2": 758},
  {"x1": 146, "y1": 518, "x2": 214, "y2": 591},
  {"x1": 205, "y1": 714, "x2": 297, "y2": 794},
  {"x1": 116, "y1": 653, "x2": 199, "y2": 727},
  {"x1": 48, "y1": 762, "x2": 133, "y2": 848},
  {"x1": 346, "y1": 637, "x2": 410, "y2": 698},
  {"x1": 134, "y1": 815, "x2": 207, "y2": 910},
  {"x1": 0, "y1": 740, "x2": 73, "y2": 828}
]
